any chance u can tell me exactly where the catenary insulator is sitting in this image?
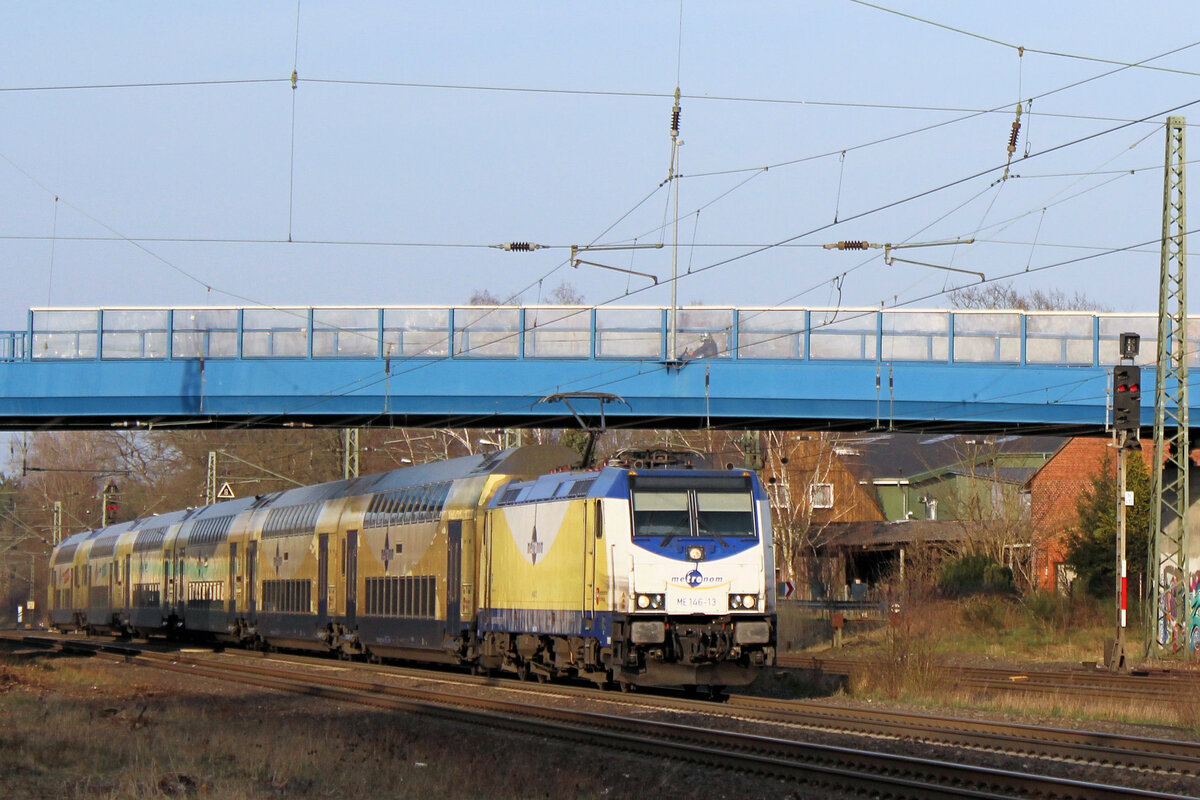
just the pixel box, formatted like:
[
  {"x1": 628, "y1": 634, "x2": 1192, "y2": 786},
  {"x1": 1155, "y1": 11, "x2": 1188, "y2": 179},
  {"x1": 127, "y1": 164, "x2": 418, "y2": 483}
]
[
  {"x1": 495, "y1": 241, "x2": 543, "y2": 252},
  {"x1": 1008, "y1": 120, "x2": 1021, "y2": 156}
]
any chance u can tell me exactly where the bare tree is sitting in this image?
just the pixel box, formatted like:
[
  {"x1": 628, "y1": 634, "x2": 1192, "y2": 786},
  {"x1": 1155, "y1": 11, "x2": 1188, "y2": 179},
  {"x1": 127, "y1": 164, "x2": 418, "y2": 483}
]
[
  {"x1": 761, "y1": 432, "x2": 863, "y2": 598},
  {"x1": 931, "y1": 438, "x2": 1038, "y2": 590},
  {"x1": 949, "y1": 281, "x2": 1105, "y2": 311},
  {"x1": 468, "y1": 289, "x2": 505, "y2": 305},
  {"x1": 546, "y1": 281, "x2": 584, "y2": 305}
]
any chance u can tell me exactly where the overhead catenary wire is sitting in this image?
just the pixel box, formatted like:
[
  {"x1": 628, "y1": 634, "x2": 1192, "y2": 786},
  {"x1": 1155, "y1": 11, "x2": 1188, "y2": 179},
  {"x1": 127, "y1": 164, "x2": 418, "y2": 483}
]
[
  {"x1": 14, "y1": 14, "x2": 1200, "y2": 443},
  {"x1": 16, "y1": 85, "x2": 1195, "y2": 426},
  {"x1": 849, "y1": 0, "x2": 1200, "y2": 78},
  {"x1": 3, "y1": 82, "x2": 1185, "y2": 386},
  {"x1": 242, "y1": 219, "x2": 1196, "y2": 435},
  {"x1": 3, "y1": 24, "x2": 1192, "y2": 319},
  {"x1": 338, "y1": 87, "x2": 1200, "y2": 416},
  {"x1": 4, "y1": 8, "x2": 1195, "y2": 401}
]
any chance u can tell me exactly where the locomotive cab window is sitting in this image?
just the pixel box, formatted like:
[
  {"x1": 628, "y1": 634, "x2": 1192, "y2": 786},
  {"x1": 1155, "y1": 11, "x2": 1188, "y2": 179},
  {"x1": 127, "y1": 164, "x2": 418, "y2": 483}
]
[
  {"x1": 695, "y1": 491, "x2": 755, "y2": 538},
  {"x1": 630, "y1": 475, "x2": 757, "y2": 541},
  {"x1": 631, "y1": 490, "x2": 690, "y2": 539}
]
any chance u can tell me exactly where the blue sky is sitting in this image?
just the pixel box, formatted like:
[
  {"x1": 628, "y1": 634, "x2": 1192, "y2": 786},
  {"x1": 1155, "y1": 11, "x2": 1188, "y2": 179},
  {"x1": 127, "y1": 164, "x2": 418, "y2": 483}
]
[{"x1": 2, "y1": 1, "x2": 1199, "y2": 328}]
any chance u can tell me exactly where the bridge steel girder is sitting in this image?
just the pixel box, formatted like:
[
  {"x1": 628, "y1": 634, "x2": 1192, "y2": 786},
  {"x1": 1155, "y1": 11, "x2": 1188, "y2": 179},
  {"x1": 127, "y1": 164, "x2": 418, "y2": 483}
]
[{"x1": 0, "y1": 357, "x2": 1163, "y2": 434}]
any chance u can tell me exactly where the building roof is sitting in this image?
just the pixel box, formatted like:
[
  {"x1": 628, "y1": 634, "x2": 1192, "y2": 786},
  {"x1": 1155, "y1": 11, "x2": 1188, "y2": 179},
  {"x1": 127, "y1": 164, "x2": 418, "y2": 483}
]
[{"x1": 817, "y1": 519, "x2": 1017, "y2": 549}]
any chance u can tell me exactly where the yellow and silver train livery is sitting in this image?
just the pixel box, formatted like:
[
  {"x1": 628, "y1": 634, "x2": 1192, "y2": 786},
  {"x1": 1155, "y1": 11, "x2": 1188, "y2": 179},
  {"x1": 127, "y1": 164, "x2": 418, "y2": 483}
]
[{"x1": 48, "y1": 445, "x2": 776, "y2": 689}]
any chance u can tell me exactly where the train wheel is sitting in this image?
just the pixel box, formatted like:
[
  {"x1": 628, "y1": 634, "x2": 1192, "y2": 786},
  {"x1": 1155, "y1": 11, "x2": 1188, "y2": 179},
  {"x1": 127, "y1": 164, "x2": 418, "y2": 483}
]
[{"x1": 707, "y1": 685, "x2": 727, "y2": 701}]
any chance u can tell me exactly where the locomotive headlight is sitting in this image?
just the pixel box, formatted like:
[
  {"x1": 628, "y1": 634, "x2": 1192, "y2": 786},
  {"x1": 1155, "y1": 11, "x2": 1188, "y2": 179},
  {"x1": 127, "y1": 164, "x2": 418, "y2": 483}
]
[
  {"x1": 635, "y1": 593, "x2": 664, "y2": 611},
  {"x1": 686, "y1": 545, "x2": 705, "y2": 562},
  {"x1": 729, "y1": 593, "x2": 758, "y2": 610}
]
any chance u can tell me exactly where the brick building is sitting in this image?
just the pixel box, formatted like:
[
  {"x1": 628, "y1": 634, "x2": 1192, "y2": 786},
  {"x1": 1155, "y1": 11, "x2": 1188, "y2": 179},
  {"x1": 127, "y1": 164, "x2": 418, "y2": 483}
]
[
  {"x1": 771, "y1": 432, "x2": 1064, "y2": 598},
  {"x1": 1026, "y1": 436, "x2": 1153, "y2": 593}
]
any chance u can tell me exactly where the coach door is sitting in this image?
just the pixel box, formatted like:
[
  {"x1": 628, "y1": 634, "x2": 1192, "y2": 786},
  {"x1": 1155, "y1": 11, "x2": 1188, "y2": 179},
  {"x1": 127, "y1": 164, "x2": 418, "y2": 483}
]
[
  {"x1": 174, "y1": 548, "x2": 186, "y2": 619},
  {"x1": 344, "y1": 530, "x2": 358, "y2": 624},
  {"x1": 162, "y1": 555, "x2": 171, "y2": 611},
  {"x1": 317, "y1": 534, "x2": 330, "y2": 620},
  {"x1": 584, "y1": 500, "x2": 601, "y2": 626},
  {"x1": 247, "y1": 542, "x2": 258, "y2": 615},
  {"x1": 228, "y1": 543, "x2": 238, "y2": 614},
  {"x1": 447, "y1": 520, "x2": 462, "y2": 635},
  {"x1": 124, "y1": 555, "x2": 132, "y2": 608}
]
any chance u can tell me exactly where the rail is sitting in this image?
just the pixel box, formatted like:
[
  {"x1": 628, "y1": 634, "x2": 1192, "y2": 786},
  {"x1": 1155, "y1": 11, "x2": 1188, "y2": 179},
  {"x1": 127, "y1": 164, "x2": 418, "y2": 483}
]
[
  {"x1": 9, "y1": 632, "x2": 1192, "y2": 798},
  {"x1": 0, "y1": 304, "x2": 1188, "y2": 367}
]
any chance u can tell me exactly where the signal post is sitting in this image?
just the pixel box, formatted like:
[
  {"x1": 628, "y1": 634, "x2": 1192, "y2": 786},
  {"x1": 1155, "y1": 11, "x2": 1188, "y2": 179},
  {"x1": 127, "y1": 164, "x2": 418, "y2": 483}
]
[{"x1": 1110, "y1": 334, "x2": 1141, "y2": 672}]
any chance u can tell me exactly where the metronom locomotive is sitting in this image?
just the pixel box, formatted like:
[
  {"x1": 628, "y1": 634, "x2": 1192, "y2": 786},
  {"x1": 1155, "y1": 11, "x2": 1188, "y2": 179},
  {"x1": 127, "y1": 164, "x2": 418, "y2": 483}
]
[{"x1": 48, "y1": 446, "x2": 776, "y2": 690}]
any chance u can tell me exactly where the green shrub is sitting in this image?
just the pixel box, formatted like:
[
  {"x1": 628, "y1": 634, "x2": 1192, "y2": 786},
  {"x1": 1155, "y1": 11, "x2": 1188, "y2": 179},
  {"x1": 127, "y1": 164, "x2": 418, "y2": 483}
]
[
  {"x1": 960, "y1": 596, "x2": 1007, "y2": 630},
  {"x1": 1023, "y1": 591, "x2": 1064, "y2": 623},
  {"x1": 938, "y1": 554, "x2": 1013, "y2": 597},
  {"x1": 983, "y1": 563, "x2": 1014, "y2": 591}
]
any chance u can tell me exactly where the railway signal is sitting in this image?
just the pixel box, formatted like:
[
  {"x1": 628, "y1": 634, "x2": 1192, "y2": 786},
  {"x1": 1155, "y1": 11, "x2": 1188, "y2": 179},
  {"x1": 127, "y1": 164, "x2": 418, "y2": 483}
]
[
  {"x1": 1112, "y1": 364, "x2": 1141, "y2": 438},
  {"x1": 101, "y1": 482, "x2": 120, "y2": 526}
]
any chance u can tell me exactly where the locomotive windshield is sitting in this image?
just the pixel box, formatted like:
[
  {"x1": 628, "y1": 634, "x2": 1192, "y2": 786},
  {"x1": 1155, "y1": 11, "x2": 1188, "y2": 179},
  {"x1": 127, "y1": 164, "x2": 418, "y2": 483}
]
[{"x1": 630, "y1": 474, "x2": 756, "y2": 541}]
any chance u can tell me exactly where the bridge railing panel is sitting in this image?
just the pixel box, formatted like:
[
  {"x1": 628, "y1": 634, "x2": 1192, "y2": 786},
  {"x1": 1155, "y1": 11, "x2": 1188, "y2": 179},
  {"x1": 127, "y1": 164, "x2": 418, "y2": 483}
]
[
  {"x1": 382, "y1": 308, "x2": 449, "y2": 357},
  {"x1": 595, "y1": 308, "x2": 662, "y2": 358},
  {"x1": 881, "y1": 311, "x2": 949, "y2": 361},
  {"x1": 1024, "y1": 313, "x2": 1094, "y2": 365},
  {"x1": 16, "y1": 305, "x2": 1195, "y2": 370},
  {"x1": 171, "y1": 309, "x2": 239, "y2": 358},
  {"x1": 101, "y1": 309, "x2": 168, "y2": 359},
  {"x1": 312, "y1": 308, "x2": 380, "y2": 358},
  {"x1": 0, "y1": 331, "x2": 25, "y2": 361},
  {"x1": 453, "y1": 307, "x2": 519, "y2": 358},
  {"x1": 809, "y1": 313, "x2": 877, "y2": 360},
  {"x1": 675, "y1": 308, "x2": 733, "y2": 359},
  {"x1": 31, "y1": 309, "x2": 99, "y2": 359},
  {"x1": 523, "y1": 306, "x2": 591, "y2": 358},
  {"x1": 951, "y1": 312, "x2": 1021, "y2": 363},
  {"x1": 242, "y1": 309, "x2": 308, "y2": 358},
  {"x1": 736, "y1": 309, "x2": 805, "y2": 359}
]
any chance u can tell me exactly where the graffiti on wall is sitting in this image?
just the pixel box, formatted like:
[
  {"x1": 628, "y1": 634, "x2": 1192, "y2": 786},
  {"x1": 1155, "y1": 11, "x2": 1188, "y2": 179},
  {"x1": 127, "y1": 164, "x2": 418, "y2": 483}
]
[{"x1": 1158, "y1": 565, "x2": 1200, "y2": 652}]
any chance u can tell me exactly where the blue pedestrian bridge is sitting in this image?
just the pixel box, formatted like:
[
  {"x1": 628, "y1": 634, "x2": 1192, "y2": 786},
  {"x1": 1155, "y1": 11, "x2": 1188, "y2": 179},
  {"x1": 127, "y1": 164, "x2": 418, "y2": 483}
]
[{"x1": 0, "y1": 305, "x2": 1185, "y2": 433}]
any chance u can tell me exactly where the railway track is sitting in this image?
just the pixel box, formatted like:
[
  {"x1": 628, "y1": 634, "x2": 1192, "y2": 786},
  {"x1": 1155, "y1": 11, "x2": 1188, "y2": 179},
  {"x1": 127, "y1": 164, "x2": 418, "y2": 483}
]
[
  {"x1": 779, "y1": 653, "x2": 1200, "y2": 701},
  {"x1": 4, "y1": 632, "x2": 1198, "y2": 799}
]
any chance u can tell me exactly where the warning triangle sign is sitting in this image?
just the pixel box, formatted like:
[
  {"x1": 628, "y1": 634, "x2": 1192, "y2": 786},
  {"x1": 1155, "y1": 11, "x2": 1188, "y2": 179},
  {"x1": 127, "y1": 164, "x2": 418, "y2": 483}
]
[{"x1": 216, "y1": 482, "x2": 236, "y2": 500}]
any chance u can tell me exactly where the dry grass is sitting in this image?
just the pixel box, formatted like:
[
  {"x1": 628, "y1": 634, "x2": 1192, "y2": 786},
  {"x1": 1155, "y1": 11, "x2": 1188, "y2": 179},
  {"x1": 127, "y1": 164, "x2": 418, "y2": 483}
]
[
  {"x1": 938, "y1": 685, "x2": 1200, "y2": 732},
  {"x1": 0, "y1": 653, "x2": 799, "y2": 800},
  {"x1": 823, "y1": 596, "x2": 1200, "y2": 734}
]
